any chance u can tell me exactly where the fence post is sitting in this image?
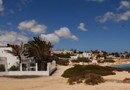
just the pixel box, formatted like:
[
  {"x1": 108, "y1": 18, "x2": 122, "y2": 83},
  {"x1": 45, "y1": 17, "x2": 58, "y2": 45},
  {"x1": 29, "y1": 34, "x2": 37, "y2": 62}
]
[
  {"x1": 5, "y1": 63, "x2": 8, "y2": 72},
  {"x1": 35, "y1": 63, "x2": 38, "y2": 71},
  {"x1": 52, "y1": 60, "x2": 56, "y2": 69},
  {"x1": 20, "y1": 63, "x2": 22, "y2": 71},
  {"x1": 47, "y1": 63, "x2": 51, "y2": 75}
]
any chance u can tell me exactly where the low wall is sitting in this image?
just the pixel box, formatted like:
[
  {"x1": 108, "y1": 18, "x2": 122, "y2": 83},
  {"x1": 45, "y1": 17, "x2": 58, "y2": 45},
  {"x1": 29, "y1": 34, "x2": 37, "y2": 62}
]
[
  {"x1": 0, "y1": 72, "x2": 8, "y2": 76},
  {"x1": 0, "y1": 61, "x2": 57, "y2": 76},
  {"x1": 8, "y1": 71, "x2": 49, "y2": 76},
  {"x1": 48, "y1": 61, "x2": 57, "y2": 74}
]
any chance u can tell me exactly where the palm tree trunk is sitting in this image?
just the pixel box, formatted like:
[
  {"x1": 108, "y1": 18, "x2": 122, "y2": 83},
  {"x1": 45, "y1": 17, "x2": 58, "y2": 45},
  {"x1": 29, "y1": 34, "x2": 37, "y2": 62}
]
[{"x1": 18, "y1": 55, "x2": 22, "y2": 63}]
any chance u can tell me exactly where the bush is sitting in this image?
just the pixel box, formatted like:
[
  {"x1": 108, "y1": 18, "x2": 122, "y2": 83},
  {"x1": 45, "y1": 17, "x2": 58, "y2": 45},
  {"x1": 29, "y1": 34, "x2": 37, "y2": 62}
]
[
  {"x1": 84, "y1": 73, "x2": 104, "y2": 85},
  {"x1": 67, "y1": 76, "x2": 83, "y2": 85},
  {"x1": 71, "y1": 57, "x2": 91, "y2": 63},
  {"x1": 123, "y1": 78, "x2": 130, "y2": 83},
  {"x1": 62, "y1": 65, "x2": 115, "y2": 78},
  {"x1": 78, "y1": 57, "x2": 91, "y2": 63},
  {"x1": 56, "y1": 59, "x2": 69, "y2": 66},
  {"x1": 53, "y1": 55, "x2": 69, "y2": 66},
  {"x1": 0, "y1": 64, "x2": 5, "y2": 72},
  {"x1": 71, "y1": 60, "x2": 80, "y2": 63},
  {"x1": 56, "y1": 53, "x2": 71, "y2": 58},
  {"x1": 67, "y1": 73, "x2": 104, "y2": 85},
  {"x1": 104, "y1": 58, "x2": 115, "y2": 62},
  {"x1": 9, "y1": 65, "x2": 20, "y2": 71}
]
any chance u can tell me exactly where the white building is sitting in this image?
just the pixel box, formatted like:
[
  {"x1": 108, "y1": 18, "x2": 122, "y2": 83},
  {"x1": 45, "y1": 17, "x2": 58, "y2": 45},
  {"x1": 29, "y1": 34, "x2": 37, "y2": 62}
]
[
  {"x1": 70, "y1": 52, "x2": 92, "y2": 60},
  {"x1": 70, "y1": 56, "x2": 78, "y2": 60},
  {"x1": 0, "y1": 46, "x2": 19, "y2": 69},
  {"x1": 0, "y1": 47, "x2": 57, "y2": 76},
  {"x1": 82, "y1": 52, "x2": 92, "y2": 59}
]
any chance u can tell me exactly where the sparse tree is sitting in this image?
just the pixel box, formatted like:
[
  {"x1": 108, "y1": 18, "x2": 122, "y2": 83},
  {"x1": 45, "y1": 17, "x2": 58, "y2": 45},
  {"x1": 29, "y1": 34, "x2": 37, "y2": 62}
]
[
  {"x1": 24, "y1": 37, "x2": 53, "y2": 70},
  {"x1": 6, "y1": 43, "x2": 24, "y2": 63}
]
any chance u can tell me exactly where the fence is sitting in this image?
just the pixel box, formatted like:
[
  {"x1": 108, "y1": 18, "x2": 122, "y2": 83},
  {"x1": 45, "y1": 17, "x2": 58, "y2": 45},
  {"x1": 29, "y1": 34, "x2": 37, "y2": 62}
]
[{"x1": 0, "y1": 61, "x2": 57, "y2": 76}]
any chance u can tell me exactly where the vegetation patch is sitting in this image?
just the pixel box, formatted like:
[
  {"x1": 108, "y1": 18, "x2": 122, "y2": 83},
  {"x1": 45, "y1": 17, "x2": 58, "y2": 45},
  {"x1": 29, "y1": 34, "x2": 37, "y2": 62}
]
[
  {"x1": 104, "y1": 58, "x2": 115, "y2": 63},
  {"x1": 0, "y1": 65, "x2": 5, "y2": 72},
  {"x1": 56, "y1": 59, "x2": 69, "y2": 66},
  {"x1": 62, "y1": 65, "x2": 121, "y2": 85},
  {"x1": 71, "y1": 57, "x2": 91, "y2": 63},
  {"x1": 67, "y1": 76, "x2": 83, "y2": 85},
  {"x1": 67, "y1": 73, "x2": 105, "y2": 85},
  {"x1": 123, "y1": 78, "x2": 130, "y2": 83},
  {"x1": 9, "y1": 65, "x2": 20, "y2": 71},
  {"x1": 84, "y1": 73, "x2": 104, "y2": 85},
  {"x1": 62, "y1": 65, "x2": 115, "y2": 78},
  {"x1": 62, "y1": 65, "x2": 130, "y2": 85}
]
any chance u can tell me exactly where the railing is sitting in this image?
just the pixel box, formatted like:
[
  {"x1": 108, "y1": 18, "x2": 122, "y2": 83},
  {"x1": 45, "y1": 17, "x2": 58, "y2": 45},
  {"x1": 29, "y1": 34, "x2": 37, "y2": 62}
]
[{"x1": 0, "y1": 60, "x2": 57, "y2": 76}]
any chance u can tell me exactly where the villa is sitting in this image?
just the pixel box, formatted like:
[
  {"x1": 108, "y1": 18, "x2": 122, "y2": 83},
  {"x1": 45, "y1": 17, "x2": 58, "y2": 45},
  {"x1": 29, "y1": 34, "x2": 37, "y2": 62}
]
[
  {"x1": 53, "y1": 50, "x2": 74, "y2": 55},
  {"x1": 70, "y1": 52, "x2": 92, "y2": 60},
  {"x1": 0, "y1": 46, "x2": 19, "y2": 70},
  {"x1": 0, "y1": 46, "x2": 56, "y2": 76}
]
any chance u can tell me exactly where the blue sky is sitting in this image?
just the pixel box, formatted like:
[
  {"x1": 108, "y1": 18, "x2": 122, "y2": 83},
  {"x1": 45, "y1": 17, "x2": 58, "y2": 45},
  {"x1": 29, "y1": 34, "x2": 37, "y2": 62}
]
[{"x1": 0, "y1": 0, "x2": 130, "y2": 52}]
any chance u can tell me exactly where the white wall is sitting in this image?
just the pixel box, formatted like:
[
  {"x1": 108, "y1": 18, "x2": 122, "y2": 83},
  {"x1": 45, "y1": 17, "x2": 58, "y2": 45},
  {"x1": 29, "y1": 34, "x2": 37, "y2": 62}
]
[
  {"x1": 0, "y1": 47, "x2": 19, "y2": 69},
  {"x1": 0, "y1": 61, "x2": 57, "y2": 76},
  {"x1": 83, "y1": 52, "x2": 92, "y2": 59},
  {"x1": 70, "y1": 56, "x2": 78, "y2": 60}
]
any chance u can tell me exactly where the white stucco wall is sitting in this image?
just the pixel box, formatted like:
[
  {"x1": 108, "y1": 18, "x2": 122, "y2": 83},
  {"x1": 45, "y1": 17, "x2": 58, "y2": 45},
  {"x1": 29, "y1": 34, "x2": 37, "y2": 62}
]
[
  {"x1": 83, "y1": 52, "x2": 92, "y2": 59},
  {"x1": 0, "y1": 47, "x2": 19, "y2": 69},
  {"x1": 0, "y1": 61, "x2": 57, "y2": 76},
  {"x1": 70, "y1": 56, "x2": 78, "y2": 60}
]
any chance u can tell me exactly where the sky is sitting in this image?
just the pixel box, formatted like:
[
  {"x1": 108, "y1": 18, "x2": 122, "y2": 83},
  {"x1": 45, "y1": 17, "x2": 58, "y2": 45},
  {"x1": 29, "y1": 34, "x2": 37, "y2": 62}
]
[{"x1": 0, "y1": 0, "x2": 130, "y2": 52}]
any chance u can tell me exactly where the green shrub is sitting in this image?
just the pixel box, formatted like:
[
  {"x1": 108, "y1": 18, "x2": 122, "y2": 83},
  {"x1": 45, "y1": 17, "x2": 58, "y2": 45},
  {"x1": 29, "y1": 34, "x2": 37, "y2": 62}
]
[
  {"x1": 71, "y1": 60, "x2": 80, "y2": 63},
  {"x1": 0, "y1": 64, "x2": 5, "y2": 72},
  {"x1": 67, "y1": 76, "x2": 83, "y2": 85},
  {"x1": 56, "y1": 59, "x2": 69, "y2": 66},
  {"x1": 9, "y1": 65, "x2": 20, "y2": 71},
  {"x1": 104, "y1": 58, "x2": 115, "y2": 62},
  {"x1": 71, "y1": 57, "x2": 91, "y2": 63},
  {"x1": 67, "y1": 73, "x2": 104, "y2": 85},
  {"x1": 78, "y1": 57, "x2": 91, "y2": 62},
  {"x1": 84, "y1": 73, "x2": 104, "y2": 85},
  {"x1": 56, "y1": 53, "x2": 71, "y2": 58},
  {"x1": 62, "y1": 65, "x2": 115, "y2": 78},
  {"x1": 123, "y1": 78, "x2": 130, "y2": 83}
]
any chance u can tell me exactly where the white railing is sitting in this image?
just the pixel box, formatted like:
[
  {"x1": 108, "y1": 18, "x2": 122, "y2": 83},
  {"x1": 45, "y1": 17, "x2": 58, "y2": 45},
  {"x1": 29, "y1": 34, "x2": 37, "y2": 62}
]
[{"x1": 0, "y1": 60, "x2": 57, "y2": 76}]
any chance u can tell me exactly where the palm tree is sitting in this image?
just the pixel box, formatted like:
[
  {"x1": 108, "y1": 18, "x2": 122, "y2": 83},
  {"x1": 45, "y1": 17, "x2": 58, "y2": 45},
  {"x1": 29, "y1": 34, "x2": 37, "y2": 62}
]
[
  {"x1": 6, "y1": 43, "x2": 24, "y2": 63},
  {"x1": 24, "y1": 37, "x2": 53, "y2": 71}
]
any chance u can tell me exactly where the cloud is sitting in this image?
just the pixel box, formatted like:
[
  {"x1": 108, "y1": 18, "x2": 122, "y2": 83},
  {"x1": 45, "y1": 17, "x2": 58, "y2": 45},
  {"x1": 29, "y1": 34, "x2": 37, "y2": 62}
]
[
  {"x1": 55, "y1": 27, "x2": 71, "y2": 37},
  {"x1": 86, "y1": 0, "x2": 105, "y2": 3},
  {"x1": 78, "y1": 23, "x2": 87, "y2": 31},
  {"x1": 0, "y1": 31, "x2": 29, "y2": 46},
  {"x1": 96, "y1": 1, "x2": 130, "y2": 23},
  {"x1": 116, "y1": 11, "x2": 130, "y2": 21},
  {"x1": 40, "y1": 27, "x2": 78, "y2": 43},
  {"x1": 54, "y1": 27, "x2": 78, "y2": 41},
  {"x1": 70, "y1": 35, "x2": 79, "y2": 41},
  {"x1": 40, "y1": 33, "x2": 60, "y2": 43},
  {"x1": 18, "y1": 20, "x2": 47, "y2": 34},
  {"x1": 0, "y1": 0, "x2": 4, "y2": 12},
  {"x1": 30, "y1": 24, "x2": 47, "y2": 34},
  {"x1": 96, "y1": 12, "x2": 115, "y2": 23},
  {"x1": 97, "y1": 11, "x2": 130, "y2": 23},
  {"x1": 118, "y1": 1, "x2": 130, "y2": 10}
]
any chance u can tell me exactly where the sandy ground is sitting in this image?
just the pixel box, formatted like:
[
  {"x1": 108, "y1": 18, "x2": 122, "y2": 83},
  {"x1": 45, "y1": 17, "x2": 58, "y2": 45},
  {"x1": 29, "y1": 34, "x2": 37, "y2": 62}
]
[{"x1": 0, "y1": 65, "x2": 130, "y2": 90}]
